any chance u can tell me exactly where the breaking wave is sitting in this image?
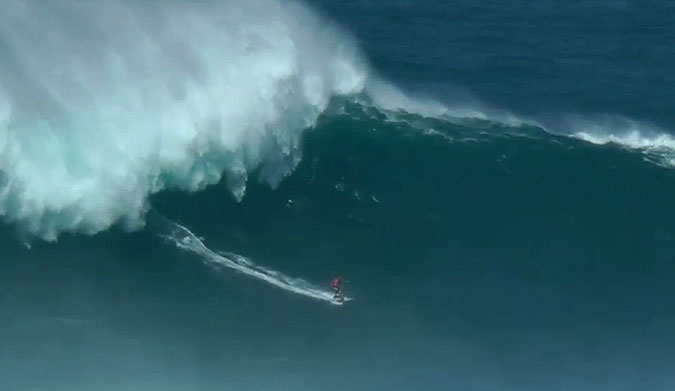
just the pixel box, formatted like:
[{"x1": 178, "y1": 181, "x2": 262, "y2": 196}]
[
  {"x1": 1, "y1": 0, "x2": 674, "y2": 242},
  {"x1": 0, "y1": 0, "x2": 369, "y2": 239}
]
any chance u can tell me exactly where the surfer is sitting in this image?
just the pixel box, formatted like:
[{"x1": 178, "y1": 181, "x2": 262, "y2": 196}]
[{"x1": 330, "y1": 276, "x2": 343, "y2": 301}]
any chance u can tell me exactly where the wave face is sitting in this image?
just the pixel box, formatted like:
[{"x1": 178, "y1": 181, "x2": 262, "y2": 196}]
[{"x1": 0, "y1": 0, "x2": 367, "y2": 239}]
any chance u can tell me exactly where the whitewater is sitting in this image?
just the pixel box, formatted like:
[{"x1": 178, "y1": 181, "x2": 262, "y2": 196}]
[{"x1": 0, "y1": 0, "x2": 371, "y2": 240}]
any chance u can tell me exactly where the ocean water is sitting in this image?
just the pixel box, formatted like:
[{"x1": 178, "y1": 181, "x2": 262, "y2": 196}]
[{"x1": 1, "y1": 0, "x2": 675, "y2": 390}]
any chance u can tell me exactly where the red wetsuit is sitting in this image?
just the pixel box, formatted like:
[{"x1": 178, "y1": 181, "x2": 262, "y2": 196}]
[{"x1": 330, "y1": 277, "x2": 342, "y2": 289}]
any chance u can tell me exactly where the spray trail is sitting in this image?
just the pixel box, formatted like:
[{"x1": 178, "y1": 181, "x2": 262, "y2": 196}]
[{"x1": 156, "y1": 216, "x2": 345, "y2": 305}]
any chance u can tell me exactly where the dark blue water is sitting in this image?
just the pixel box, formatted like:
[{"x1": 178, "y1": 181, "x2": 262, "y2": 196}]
[
  {"x1": 2, "y1": 1, "x2": 675, "y2": 390},
  {"x1": 315, "y1": 0, "x2": 675, "y2": 127}
]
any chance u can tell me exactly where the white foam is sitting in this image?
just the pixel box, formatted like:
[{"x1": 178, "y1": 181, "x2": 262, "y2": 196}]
[
  {"x1": 0, "y1": 0, "x2": 368, "y2": 239},
  {"x1": 567, "y1": 116, "x2": 675, "y2": 167},
  {"x1": 160, "y1": 218, "x2": 344, "y2": 305}
]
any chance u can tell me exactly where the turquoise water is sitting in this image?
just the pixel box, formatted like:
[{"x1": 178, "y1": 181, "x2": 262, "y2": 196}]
[{"x1": 1, "y1": 1, "x2": 675, "y2": 389}]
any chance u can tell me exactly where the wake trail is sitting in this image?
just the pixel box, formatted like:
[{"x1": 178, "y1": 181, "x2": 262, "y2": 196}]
[{"x1": 150, "y1": 213, "x2": 344, "y2": 305}]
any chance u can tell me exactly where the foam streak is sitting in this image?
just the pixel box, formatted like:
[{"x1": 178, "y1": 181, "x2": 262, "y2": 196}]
[{"x1": 158, "y1": 218, "x2": 343, "y2": 305}]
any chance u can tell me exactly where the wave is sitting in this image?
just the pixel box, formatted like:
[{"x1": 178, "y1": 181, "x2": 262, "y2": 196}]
[{"x1": 1, "y1": 0, "x2": 674, "y2": 242}]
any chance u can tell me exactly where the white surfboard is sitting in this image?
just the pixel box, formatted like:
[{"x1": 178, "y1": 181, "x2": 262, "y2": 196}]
[{"x1": 334, "y1": 296, "x2": 354, "y2": 305}]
